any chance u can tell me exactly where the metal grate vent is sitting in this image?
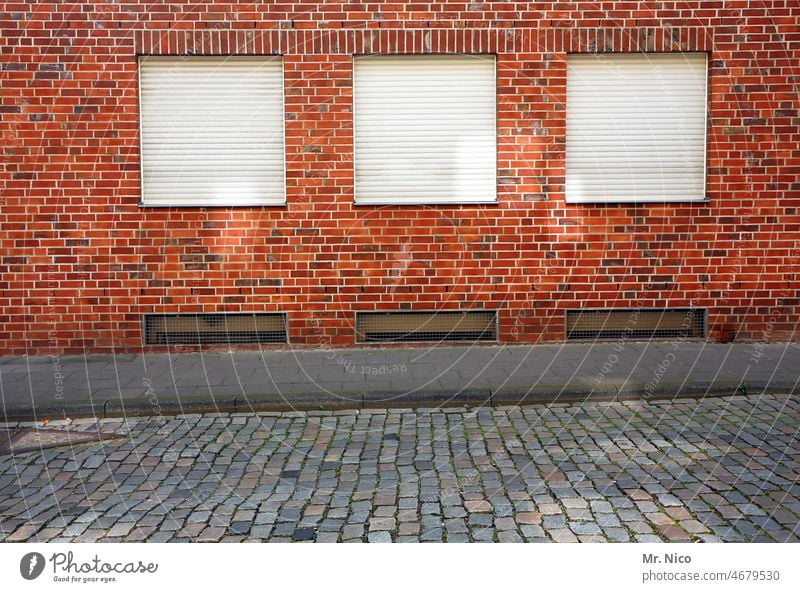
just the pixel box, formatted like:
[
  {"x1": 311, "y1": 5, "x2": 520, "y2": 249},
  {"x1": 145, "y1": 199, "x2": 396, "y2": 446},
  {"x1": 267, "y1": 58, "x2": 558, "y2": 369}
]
[
  {"x1": 565, "y1": 308, "x2": 706, "y2": 340},
  {"x1": 144, "y1": 313, "x2": 287, "y2": 345},
  {"x1": 356, "y1": 311, "x2": 497, "y2": 343}
]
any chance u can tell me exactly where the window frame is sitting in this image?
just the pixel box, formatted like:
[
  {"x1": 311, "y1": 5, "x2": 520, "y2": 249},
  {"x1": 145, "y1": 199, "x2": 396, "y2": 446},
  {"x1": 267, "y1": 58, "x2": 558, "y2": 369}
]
[
  {"x1": 137, "y1": 55, "x2": 287, "y2": 208},
  {"x1": 352, "y1": 53, "x2": 499, "y2": 206},
  {"x1": 564, "y1": 52, "x2": 710, "y2": 204}
]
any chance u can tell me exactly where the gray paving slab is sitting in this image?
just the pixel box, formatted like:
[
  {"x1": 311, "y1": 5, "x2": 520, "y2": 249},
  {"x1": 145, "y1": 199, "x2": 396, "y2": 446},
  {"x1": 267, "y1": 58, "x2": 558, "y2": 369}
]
[{"x1": 0, "y1": 343, "x2": 798, "y2": 419}]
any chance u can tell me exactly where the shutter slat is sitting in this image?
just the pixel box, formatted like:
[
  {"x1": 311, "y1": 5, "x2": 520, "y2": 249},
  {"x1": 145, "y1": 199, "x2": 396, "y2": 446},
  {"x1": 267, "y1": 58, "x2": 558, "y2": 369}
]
[
  {"x1": 139, "y1": 56, "x2": 285, "y2": 206},
  {"x1": 354, "y1": 55, "x2": 496, "y2": 204},
  {"x1": 566, "y1": 54, "x2": 707, "y2": 203}
]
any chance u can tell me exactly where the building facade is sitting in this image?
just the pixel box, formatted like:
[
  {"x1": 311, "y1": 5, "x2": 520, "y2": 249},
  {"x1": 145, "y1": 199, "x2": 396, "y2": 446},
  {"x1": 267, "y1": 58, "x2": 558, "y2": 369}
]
[{"x1": 1, "y1": 1, "x2": 798, "y2": 354}]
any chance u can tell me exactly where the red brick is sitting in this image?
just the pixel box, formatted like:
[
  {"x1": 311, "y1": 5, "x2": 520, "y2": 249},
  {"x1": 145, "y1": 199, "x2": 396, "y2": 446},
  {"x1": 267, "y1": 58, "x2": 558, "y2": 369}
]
[{"x1": 0, "y1": 4, "x2": 797, "y2": 354}]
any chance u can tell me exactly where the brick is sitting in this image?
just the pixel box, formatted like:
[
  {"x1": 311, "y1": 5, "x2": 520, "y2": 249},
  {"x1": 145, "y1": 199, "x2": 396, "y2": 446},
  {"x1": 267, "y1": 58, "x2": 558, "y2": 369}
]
[{"x1": 0, "y1": 8, "x2": 795, "y2": 355}]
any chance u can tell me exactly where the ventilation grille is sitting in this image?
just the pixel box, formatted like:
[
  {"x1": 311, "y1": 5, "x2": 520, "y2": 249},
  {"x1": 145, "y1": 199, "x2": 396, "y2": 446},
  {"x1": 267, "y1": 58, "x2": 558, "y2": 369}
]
[
  {"x1": 356, "y1": 311, "x2": 497, "y2": 343},
  {"x1": 144, "y1": 313, "x2": 287, "y2": 345},
  {"x1": 565, "y1": 308, "x2": 706, "y2": 340}
]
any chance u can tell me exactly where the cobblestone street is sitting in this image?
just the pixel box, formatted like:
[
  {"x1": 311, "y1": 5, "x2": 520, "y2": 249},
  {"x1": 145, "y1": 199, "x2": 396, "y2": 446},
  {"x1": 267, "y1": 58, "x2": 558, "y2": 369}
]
[{"x1": 1, "y1": 394, "x2": 798, "y2": 543}]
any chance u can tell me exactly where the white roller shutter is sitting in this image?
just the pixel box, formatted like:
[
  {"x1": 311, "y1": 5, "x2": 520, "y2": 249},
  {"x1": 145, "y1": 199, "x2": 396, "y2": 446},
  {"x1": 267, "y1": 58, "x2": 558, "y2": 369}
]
[
  {"x1": 354, "y1": 55, "x2": 496, "y2": 205},
  {"x1": 566, "y1": 53, "x2": 707, "y2": 203},
  {"x1": 139, "y1": 56, "x2": 285, "y2": 206}
]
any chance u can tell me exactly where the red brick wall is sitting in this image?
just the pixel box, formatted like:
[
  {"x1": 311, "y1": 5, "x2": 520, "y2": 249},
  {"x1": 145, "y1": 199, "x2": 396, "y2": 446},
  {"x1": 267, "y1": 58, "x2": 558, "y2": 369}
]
[{"x1": 1, "y1": 2, "x2": 798, "y2": 354}]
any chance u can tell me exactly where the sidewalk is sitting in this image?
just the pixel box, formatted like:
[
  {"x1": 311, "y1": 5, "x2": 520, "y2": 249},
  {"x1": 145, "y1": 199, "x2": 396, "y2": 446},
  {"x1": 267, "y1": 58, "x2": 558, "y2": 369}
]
[{"x1": 1, "y1": 342, "x2": 798, "y2": 420}]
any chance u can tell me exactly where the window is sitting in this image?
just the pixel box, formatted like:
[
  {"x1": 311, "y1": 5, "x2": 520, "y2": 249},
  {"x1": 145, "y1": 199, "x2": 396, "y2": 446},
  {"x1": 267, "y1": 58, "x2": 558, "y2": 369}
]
[
  {"x1": 139, "y1": 56, "x2": 285, "y2": 206},
  {"x1": 566, "y1": 53, "x2": 707, "y2": 203},
  {"x1": 353, "y1": 55, "x2": 496, "y2": 205}
]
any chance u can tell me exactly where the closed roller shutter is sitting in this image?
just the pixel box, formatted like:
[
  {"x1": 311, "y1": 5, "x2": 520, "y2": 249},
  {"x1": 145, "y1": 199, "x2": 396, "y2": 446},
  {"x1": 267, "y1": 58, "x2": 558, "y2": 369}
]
[
  {"x1": 566, "y1": 53, "x2": 707, "y2": 203},
  {"x1": 139, "y1": 56, "x2": 285, "y2": 206},
  {"x1": 354, "y1": 55, "x2": 496, "y2": 205}
]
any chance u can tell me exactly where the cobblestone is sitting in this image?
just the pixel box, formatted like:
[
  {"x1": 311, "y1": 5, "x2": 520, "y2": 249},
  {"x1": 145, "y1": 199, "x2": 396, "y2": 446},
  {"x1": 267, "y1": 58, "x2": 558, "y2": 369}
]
[{"x1": 0, "y1": 394, "x2": 797, "y2": 543}]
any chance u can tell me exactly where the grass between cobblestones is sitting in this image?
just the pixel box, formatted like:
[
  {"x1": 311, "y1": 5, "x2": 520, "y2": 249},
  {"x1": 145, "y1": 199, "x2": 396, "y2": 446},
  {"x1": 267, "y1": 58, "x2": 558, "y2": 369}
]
[{"x1": 0, "y1": 394, "x2": 797, "y2": 543}]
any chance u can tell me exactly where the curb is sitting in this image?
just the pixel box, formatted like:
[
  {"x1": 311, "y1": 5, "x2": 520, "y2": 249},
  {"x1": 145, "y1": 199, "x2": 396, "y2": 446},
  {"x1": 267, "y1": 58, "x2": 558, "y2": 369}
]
[{"x1": 2, "y1": 381, "x2": 797, "y2": 421}]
